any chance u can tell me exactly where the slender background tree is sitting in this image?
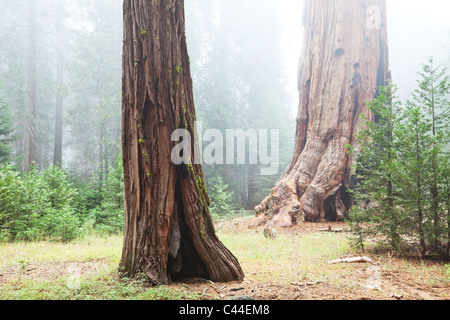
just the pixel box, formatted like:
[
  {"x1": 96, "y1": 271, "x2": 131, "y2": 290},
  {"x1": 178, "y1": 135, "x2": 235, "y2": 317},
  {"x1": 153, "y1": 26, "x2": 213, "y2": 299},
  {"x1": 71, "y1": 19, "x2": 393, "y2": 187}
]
[
  {"x1": 23, "y1": 0, "x2": 37, "y2": 172},
  {"x1": 53, "y1": 0, "x2": 65, "y2": 168}
]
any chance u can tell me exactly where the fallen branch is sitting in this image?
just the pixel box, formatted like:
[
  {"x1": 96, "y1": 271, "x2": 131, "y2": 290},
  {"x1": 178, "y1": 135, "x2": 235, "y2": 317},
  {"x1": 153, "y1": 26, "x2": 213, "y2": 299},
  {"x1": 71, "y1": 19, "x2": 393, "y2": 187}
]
[
  {"x1": 290, "y1": 281, "x2": 323, "y2": 287},
  {"x1": 391, "y1": 293, "x2": 403, "y2": 299},
  {"x1": 328, "y1": 257, "x2": 374, "y2": 264},
  {"x1": 317, "y1": 228, "x2": 344, "y2": 233}
]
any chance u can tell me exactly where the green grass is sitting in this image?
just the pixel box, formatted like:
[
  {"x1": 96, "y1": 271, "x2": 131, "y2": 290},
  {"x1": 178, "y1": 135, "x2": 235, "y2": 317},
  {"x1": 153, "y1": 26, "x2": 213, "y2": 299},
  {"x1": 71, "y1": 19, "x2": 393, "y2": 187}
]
[
  {"x1": 0, "y1": 231, "x2": 353, "y2": 299},
  {"x1": 1, "y1": 225, "x2": 448, "y2": 300},
  {"x1": 218, "y1": 231, "x2": 352, "y2": 284},
  {"x1": 0, "y1": 235, "x2": 200, "y2": 300},
  {"x1": 0, "y1": 235, "x2": 122, "y2": 268},
  {"x1": 1, "y1": 231, "x2": 347, "y2": 299},
  {"x1": 1, "y1": 268, "x2": 199, "y2": 300}
]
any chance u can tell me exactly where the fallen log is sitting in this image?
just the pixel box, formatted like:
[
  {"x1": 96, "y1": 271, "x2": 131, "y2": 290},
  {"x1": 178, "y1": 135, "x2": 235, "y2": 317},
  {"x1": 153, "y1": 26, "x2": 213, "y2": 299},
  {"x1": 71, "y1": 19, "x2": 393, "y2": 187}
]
[{"x1": 328, "y1": 257, "x2": 374, "y2": 264}]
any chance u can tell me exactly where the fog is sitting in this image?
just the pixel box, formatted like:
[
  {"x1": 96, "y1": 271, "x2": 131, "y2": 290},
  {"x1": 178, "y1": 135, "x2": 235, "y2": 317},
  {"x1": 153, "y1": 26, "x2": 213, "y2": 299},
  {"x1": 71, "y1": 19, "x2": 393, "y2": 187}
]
[
  {"x1": 387, "y1": 0, "x2": 449, "y2": 100},
  {"x1": 278, "y1": 0, "x2": 450, "y2": 108},
  {"x1": 0, "y1": 0, "x2": 449, "y2": 209},
  {"x1": 200, "y1": 0, "x2": 450, "y2": 115}
]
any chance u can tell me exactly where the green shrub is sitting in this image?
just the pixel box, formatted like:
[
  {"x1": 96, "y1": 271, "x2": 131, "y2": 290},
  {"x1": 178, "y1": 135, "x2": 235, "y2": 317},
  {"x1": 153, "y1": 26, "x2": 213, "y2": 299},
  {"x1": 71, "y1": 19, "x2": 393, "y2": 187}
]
[
  {"x1": 0, "y1": 164, "x2": 25, "y2": 241},
  {"x1": 87, "y1": 206, "x2": 124, "y2": 236},
  {"x1": 86, "y1": 155, "x2": 125, "y2": 235},
  {"x1": 67, "y1": 169, "x2": 103, "y2": 216},
  {"x1": 0, "y1": 165, "x2": 82, "y2": 242},
  {"x1": 348, "y1": 59, "x2": 449, "y2": 257},
  {"x1": 208, "y1": 175, "x2": 234, "y2": 219}
]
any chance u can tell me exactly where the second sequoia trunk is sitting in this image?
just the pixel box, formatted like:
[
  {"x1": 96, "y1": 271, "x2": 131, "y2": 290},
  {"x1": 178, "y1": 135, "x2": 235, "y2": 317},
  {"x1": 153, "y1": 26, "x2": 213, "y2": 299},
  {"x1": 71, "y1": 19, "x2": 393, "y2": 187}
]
[
  {"x1": 120, "y1": 0, "x2": 244, "y2": 285},
  {"x1": 255, "y1": 0, "x2": 390, "y2": 226}
]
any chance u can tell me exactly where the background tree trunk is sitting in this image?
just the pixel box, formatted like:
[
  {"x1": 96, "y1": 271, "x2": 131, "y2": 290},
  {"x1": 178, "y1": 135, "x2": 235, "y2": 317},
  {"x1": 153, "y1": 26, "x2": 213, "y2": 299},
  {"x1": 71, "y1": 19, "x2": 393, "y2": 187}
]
[
  {"x1": 255, "y1": 0, "x2": 390, "y2": 226},
  {"x1": 120, "y1": 0, "x2": 244, "y2": 285},
  {"x1": 53, "y1": 0, "x2": 64, "y2": 168},
  {"x1": 24, "y1": 0, "x2": 37, "y2": 172}
]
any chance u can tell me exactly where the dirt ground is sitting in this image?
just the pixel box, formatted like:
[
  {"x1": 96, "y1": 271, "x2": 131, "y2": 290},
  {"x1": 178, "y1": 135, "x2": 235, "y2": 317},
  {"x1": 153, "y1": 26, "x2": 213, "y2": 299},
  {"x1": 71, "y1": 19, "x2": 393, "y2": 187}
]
[
  {"x1": 180, "y1": 218, "x2": 450, "y2": 301},
  {"x1": 179, "y1": 265, "x2": 449, "y2": 301},
  {"x1": 0, "y1": 260, "x2": 110, "y2": 284},
  {"x1": 1, "y1": 218, "x2": 448, "y2": 300}
]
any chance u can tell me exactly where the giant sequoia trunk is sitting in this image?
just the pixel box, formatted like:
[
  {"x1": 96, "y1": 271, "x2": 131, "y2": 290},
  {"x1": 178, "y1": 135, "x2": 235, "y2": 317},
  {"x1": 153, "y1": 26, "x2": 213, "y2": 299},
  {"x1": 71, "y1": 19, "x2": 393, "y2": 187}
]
[
  {"x1": 255, "y1": 0, "x2": 390, "y2": 226},
  {"x1": 120, "y1": 0, "x2": 244, "y2": 285}
]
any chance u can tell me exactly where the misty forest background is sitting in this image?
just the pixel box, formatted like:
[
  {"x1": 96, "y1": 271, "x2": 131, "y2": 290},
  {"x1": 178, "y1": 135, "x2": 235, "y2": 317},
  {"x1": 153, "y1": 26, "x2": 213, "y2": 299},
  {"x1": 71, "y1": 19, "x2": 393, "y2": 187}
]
[{"x1": 0, "y1": 0, "x2": 449, "y2": 243}]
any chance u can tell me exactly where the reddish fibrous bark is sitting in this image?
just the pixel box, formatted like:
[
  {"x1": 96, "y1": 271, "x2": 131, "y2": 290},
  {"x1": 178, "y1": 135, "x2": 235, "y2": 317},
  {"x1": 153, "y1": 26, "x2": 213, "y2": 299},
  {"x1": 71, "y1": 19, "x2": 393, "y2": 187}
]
[
  {"x1": 255, "y1": 0, "x2": 390, "y2": 227},
  {"x1": 120, "y1": 0, "x2": 244, "y2": 285}
]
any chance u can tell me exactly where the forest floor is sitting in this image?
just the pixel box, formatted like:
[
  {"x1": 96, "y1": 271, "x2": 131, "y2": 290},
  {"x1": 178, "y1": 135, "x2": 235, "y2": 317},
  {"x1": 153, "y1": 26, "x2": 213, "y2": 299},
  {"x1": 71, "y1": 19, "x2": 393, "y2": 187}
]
[
  {"x1": 195, "y1": 217, "x2": 450, "y2": 300},
  {"x1": 0, "y1": 216, "x2": 449, "y2": 300}
]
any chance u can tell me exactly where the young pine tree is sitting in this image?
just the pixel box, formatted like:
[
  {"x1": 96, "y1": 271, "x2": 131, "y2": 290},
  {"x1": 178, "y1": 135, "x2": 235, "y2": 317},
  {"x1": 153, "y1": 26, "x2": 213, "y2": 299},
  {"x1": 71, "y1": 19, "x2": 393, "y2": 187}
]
[
  {"x1": 348, "y1": 85, "x2": 407, "y2": 251},
  {"x1": 208, "y1": 175, "x2": 234, "y2": 219},
  {"x1": 396, "y1": 102, "x2": 432, "y2": 255},
  {"x1": 98, "y1": 155, "x2": 125, "y2": 234},
  {"x1": 411, "y1": 58, "x2": 449, "y2": 254}
]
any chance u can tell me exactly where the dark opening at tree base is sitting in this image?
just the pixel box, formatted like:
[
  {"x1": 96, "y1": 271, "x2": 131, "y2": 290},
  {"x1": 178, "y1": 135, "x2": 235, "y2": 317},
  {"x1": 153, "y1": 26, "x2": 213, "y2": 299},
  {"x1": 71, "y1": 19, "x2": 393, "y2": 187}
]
[
  {"x1": 168, "y1": 182, "x2": 209, "y2": 282},
  {"x1": 323, "y1": 186, "x2": 352, "y2": 222}
]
